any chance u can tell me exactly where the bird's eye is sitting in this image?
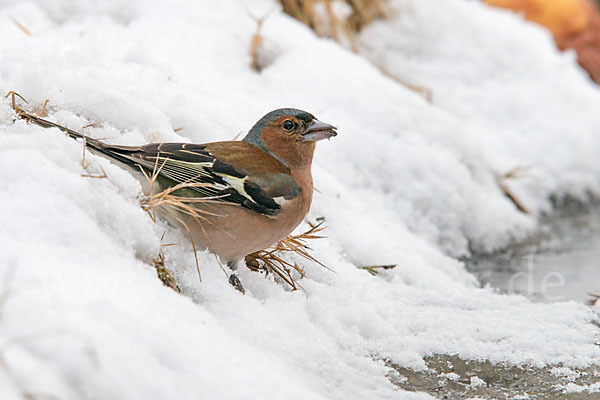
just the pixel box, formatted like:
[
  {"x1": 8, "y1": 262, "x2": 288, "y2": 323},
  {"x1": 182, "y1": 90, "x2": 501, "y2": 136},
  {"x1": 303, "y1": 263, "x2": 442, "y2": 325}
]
[{"x1": 282, "y1": 120, "x2": 296, "y2": 132}]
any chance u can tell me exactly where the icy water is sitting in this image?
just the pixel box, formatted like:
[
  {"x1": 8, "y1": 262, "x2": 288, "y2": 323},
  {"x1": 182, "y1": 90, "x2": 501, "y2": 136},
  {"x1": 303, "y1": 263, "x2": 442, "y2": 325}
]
[
  {"x1": 387, "y1": 355, "x2": 600, "y2": 399},
  {"x1": 390, "y1": 203, "x2": 600, "y2": 398},
  {"x1": 466, "y1": 203, "x2": 600, "y2": 304}
]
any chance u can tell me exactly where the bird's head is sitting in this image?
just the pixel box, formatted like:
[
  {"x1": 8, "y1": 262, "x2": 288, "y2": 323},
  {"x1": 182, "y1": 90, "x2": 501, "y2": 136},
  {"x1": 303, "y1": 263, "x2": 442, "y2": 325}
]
[{"x1": 243, "y1": 108, "x2": 337, "y2": 169}]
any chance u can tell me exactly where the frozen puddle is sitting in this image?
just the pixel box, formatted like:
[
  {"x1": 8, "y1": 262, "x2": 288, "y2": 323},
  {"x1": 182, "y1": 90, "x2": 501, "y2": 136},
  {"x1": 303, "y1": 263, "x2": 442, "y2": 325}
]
[
  {"x1": 387, "y1": 204, "x2": 600, "y2": 398},
  {"x1": 386, "y1": 355, "x2": 600, "y2": 399},
  {"x1": 466, "y1": 203, "x2": 600, "y2": 303}
]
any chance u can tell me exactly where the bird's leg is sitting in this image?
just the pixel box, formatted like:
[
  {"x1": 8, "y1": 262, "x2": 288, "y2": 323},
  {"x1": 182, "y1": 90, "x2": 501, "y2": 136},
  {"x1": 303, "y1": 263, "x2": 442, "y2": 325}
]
[{"x1": 227, "y1": 261, "x2": 245, "y2": 294}]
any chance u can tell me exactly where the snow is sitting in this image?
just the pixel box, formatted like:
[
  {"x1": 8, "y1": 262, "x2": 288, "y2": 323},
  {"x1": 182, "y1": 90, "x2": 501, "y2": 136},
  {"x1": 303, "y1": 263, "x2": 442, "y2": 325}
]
[
  {"x1": 439, "y1": 372, "x2": 460, "y2": 381},
  {"x1": 551, "y1": 366, "x2": 581, "y2": 380},
  {"x1": 0, "y1": 0, "x2": 599, "y2": 399},
  {"x1": 564, "y1": 381, "x2": 600, "y2": 394},
  {"x1": 360, "y1": 0, "x2": 600, "y2": 255},
  {"x1": 469, "y1": 376, "x2": 487, "y2": 388}
]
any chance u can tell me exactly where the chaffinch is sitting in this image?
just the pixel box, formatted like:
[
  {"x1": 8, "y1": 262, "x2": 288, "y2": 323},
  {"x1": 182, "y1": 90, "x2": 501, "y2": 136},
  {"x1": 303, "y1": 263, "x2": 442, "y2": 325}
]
[{"x1": 42, "y1": 108, "x2": 337, "y2": 266}]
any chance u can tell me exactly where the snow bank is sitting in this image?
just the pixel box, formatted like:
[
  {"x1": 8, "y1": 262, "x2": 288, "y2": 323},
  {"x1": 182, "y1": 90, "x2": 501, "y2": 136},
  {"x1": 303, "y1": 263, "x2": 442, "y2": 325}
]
[
  {"x1": 0, "y1": 0, "x2": 599, "y2": 399},
  {"x1": 360, "y1": 0, "x2": 600, "y2": 254}
]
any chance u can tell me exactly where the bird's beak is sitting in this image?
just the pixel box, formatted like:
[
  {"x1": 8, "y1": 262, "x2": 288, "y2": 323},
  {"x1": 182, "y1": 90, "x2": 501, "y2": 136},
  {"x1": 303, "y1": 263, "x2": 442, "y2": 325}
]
[{"x1": 301, "y1": 119, "x2": 338, "y2": 142}]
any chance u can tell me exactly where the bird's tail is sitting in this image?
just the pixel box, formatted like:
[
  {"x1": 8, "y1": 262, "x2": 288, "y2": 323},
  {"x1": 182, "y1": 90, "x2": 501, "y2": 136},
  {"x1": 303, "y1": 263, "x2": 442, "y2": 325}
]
[
  {"x1": 17, "y1": 110, "x2": 153, "y2": 180},
  {"x1": 18, "y1": 111, "x2": 108, "y2": 153}
]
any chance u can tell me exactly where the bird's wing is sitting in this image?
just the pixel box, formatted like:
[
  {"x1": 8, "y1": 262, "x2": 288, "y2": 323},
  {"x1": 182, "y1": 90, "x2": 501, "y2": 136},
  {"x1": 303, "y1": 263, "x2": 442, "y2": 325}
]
[{"x1": 97, "y1": 141, "x2": 300, "y2": 216}]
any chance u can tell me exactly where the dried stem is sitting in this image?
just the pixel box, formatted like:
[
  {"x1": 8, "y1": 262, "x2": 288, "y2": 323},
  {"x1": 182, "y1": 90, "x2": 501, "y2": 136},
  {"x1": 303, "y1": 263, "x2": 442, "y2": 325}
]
[
  {"x1": 10, "y1": 17, "x2": 31, "y2": 36},
  {"x1": 245, "y1": 220, "x2": 330, "y2": 290},
  {"x1": 497, "y1": 165, "x2": 533, "y2": 214},
  {"x1": 360, "y1": 264, "x2": 396, "y2": 276},
  {"x1": 248, "y1": 7, "x2": 277, "y2": 72},
  {"x1": 4, "y1": 90, "x2": 28, "y2": 112},
  {"x1": 279, "y1": 0, "x2": 388, "y2": 50}
]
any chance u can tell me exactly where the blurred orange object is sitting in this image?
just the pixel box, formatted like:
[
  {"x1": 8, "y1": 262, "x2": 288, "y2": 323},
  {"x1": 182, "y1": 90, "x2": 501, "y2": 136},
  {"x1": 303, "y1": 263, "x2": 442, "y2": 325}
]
[{"x1": 486, "y1": 0, "x2": 600, "y2": 83}]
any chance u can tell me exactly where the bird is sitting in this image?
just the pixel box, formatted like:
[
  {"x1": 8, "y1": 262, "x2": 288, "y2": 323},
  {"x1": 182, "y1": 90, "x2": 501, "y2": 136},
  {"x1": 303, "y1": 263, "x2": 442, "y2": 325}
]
[{"x1": 30, "y1": 108, "x2": 337, "y2": 278}]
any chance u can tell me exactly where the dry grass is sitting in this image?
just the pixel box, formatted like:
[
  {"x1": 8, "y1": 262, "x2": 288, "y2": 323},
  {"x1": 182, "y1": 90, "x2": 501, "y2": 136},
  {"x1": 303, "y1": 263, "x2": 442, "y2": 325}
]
[
  {"x1": 279, "y1": 0, "x2": 388, "y2": 51},
  {"x1": 35, "y1": 99, "x2": 50, "y2": 117},
  {"x1": 152, "y1": 247, "x2": 180, "y2": 293},
  {"x1": 7, "y1": 95, "x2": 108, "y2": 180},
  {"x1": 275, "y1": 1, "x2": 433, "y2": 101},
  {"x1": 248, "y1": 6, "x2": 280, "y2": 72},
  {"x1": 81, "y1": 122, "x2": 102, "y2": 129},
  {"x1": 10, "y1": 17, "x2": 31, "y2": 36},
  {"x1": 497, "y1": 165, "x2": 533, "y2": 214},
  {"x1": 360, "y1": 264, "x2": 396, "y2": 276},
  {"x1": 80, "y1": 137, "x2": 108, "y2": 179},
  {"x1": 4, "y1": 90, "x2": 28, "y2": 112},
  {"x1": 245, "y1": 220, "x2": 330, "y2": 290},
  {"x1": 249, "y1": 10, "x2": 269, "y2": 72},
  {"x1": 138, "y1": 158, "x2": 231, "y2": 283}
]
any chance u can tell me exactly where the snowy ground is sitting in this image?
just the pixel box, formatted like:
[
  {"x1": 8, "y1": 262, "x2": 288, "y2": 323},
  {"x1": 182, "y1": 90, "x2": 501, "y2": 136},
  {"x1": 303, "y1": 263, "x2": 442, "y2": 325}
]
[{"x1": 1, "y1": 0, "x2": 600, "y2": 398}]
